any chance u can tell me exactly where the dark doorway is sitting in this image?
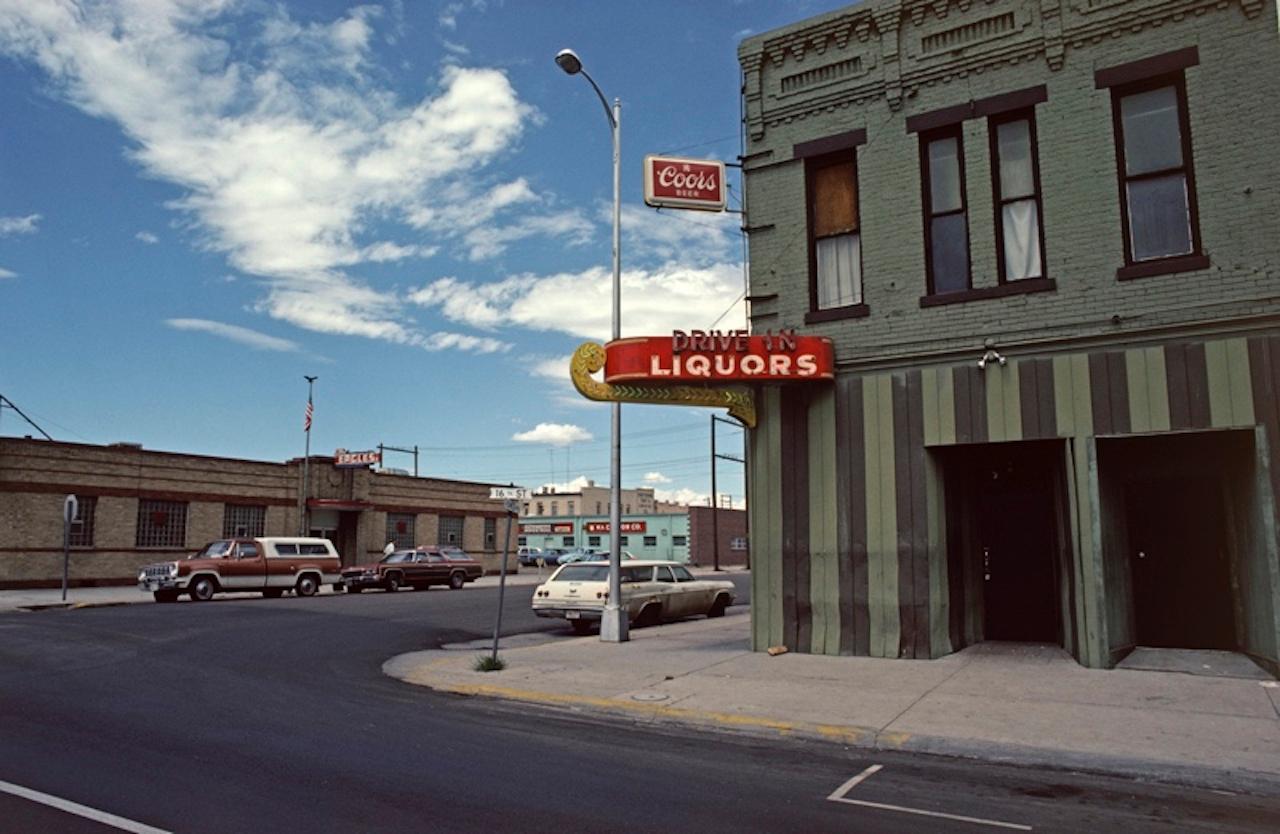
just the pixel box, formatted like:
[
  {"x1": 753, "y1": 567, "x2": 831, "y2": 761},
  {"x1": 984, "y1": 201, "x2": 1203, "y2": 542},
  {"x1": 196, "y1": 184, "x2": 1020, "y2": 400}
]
[
  {"x1": 942, "y1": 441, "x2": 1064, "y2": 645},
  {"x1": 337, "y1": 512, "x2": 361, "y2": 568},
  {"x1": 1114, "y1": 436, "x2": 1238, "y2": 651},
  {"x1": 976, "y1": 444, "x2": 1060, "y2": 642}
]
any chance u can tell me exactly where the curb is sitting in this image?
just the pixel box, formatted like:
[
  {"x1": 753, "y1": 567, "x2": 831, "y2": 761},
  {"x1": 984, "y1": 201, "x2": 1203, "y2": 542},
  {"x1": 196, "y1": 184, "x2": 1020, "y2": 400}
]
[{"x1": 392, "y1": 665, "x2": 1280, "y2": 799}]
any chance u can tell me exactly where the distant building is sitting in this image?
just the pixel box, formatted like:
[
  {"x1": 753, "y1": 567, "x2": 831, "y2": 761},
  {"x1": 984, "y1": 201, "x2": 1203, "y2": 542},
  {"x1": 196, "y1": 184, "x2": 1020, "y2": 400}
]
[
  {"x1": 739, "y1": 0, "x2": 1280, "y2": 673},
  {"x1": 0, "y1": 437, "x2": 513, "y2": 588},
  {"x1": 688, "y1": 506, "x2": 749, "y2": 568},
  {"x1": 521, "y1": 482, "x2": 684, "y2": 518},
  {"x1": 517, "y1": 512, "x2": 690, "y2": 562}
]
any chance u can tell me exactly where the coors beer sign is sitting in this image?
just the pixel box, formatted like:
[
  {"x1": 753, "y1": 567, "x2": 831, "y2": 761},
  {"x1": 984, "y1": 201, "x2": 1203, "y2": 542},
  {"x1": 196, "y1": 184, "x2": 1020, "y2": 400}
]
[{"x1": 643, "y1": 155, "x2": 726, "y2": 212}]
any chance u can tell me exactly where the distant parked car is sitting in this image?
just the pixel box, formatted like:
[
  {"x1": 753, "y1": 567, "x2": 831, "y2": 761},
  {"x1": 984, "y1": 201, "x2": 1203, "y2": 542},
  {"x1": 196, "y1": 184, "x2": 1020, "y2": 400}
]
[
  {"x1": 532, "y1": 560, "x2": 734, "y2": 635},
  {"x1": 341, "y1": 547, "x2": 482, "y2": 593},
  {"x1": 517, "y1": 546, "x2": 544, "y2": 566},
  {"x1": 558, "y1": 550, "x2": 635, "y2": 564}
]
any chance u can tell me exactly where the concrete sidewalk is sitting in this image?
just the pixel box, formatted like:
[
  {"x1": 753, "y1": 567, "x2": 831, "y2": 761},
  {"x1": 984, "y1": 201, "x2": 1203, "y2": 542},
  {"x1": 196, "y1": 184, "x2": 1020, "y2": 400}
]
[
  {"x1": 386, "y1": 609, "x2": 1280, "y2": 796},
  {"x1": 0, "y1": 570, "x2": 549, "y2": 612}
]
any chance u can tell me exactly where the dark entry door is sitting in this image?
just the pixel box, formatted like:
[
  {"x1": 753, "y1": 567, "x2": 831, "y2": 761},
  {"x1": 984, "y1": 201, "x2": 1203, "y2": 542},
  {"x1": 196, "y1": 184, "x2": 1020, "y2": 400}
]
[
  {"x1": 977, "y1": 449, "x2": 1059, "y2": 643},
  {"x1": 1125, "y1": 476, "x2": 1234, "y2": 650}
]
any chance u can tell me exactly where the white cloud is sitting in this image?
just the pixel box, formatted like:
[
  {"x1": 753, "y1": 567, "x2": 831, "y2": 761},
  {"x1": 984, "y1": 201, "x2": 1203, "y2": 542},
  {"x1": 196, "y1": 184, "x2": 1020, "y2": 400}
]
[
  {"x1": 0, "y1": 2, "x2": 535, "y2": 352},
  {"x1": 537, "y1": 475, "x2": 596, "y2": 493},
  {"x1": 0, "y1": 214, "x2": 41, "y2": 236},
  {"x1": 166, "y1": 318, "x2": 300, "y2": 352},
  {"x1": 409, "y1": 261, "x2": 748, "y2": 341},
  {"x1": 420, "y1": 331, "x2": 509, "y2": 353},
  {"x1": 619, "y1": 204, "x2": 739, "y2": 265},
  {"x1": 653, "y1": 487, "x2": 704, "y2": 507},
  {"x1": 642, "y1": 471, "x2": 672, "y2": 484},
  {"x1": 136, "y1": 230, "x2": 159, "y2": 244},
  {"x1": 512, "y1": 423, "x2": 593, "y2": 446},
  {"x1": 0, "y1": 267, "x2": 16, "y2": 279}
]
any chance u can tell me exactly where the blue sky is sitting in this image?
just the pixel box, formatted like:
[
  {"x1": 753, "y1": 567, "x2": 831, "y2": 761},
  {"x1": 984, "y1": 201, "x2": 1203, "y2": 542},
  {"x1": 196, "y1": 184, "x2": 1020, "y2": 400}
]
[{"x1": 0, "y1": 0, "x2": 847, "y2": 506}]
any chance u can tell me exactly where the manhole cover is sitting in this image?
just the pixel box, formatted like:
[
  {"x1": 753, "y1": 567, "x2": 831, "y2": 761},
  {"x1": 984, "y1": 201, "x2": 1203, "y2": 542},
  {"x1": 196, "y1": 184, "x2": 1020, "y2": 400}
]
[{"x1": 631, "y1": 692, "x2": 670, "y2": 702}]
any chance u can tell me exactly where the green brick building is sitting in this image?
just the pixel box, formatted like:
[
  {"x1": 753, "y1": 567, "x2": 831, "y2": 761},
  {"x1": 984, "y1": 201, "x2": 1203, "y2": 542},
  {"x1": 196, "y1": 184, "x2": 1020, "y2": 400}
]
[{"x1": 738, "y1": 0, "x2": 1280, "y2": 673}]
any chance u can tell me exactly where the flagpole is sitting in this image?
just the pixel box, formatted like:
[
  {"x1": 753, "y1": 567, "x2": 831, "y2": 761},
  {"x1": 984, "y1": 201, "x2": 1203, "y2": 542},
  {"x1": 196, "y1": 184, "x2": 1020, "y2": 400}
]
[{"x1": 300, "y1": 375, "x2": 317, "y2": 536}]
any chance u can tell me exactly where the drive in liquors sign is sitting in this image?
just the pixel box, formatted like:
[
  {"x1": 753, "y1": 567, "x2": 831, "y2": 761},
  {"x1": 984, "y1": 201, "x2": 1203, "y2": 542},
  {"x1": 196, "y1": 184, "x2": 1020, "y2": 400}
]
[{"x1": 643, "y1": 155, "x2": 726, "y2": 212}]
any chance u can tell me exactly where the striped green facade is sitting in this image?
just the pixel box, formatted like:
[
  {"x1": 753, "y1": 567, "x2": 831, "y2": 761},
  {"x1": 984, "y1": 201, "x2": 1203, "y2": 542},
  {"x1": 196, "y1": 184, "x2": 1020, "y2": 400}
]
[{"x1": 749, "y1": 335, "x2": 1280, "y2": 672}]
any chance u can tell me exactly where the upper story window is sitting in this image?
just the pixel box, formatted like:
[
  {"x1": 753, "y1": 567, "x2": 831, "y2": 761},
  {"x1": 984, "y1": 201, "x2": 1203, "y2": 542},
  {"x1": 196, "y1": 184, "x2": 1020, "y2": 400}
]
[
  {"x1": 1095, "y1": 47, "x2": 1204, "y2": 280},
  {"x1": 808, "y1": 155, "x2": 862, "y2": 311},
  {"x1": 990, "y1": 111, "x2": 1045, "y2": 282},
  {"x1": 1113, "y1": 79, "x2": 1199, "y2": 265},
  {"x1": 921, "y1": 126, "x2": 970, "y2": 294}
]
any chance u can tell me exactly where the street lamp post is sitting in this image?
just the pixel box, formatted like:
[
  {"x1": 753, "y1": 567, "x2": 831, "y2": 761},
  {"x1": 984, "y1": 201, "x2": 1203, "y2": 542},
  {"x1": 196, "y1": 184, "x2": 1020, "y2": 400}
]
[
  {"x1": 300, "y1": 375, "x2": 317, "y2": 536},
  {"x1": 556, "y1": 48, "x2": 627, "y2": 643}
]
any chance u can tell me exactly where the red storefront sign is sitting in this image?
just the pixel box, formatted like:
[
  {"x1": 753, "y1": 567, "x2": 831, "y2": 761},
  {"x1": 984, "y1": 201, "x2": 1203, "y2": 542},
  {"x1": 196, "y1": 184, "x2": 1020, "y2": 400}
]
[
  {"x1": 643, "y1": 156, "x2": 726, "y2": 212},
  {"x1": 335, "y1": 448, "x2": 381, "y2": 468},
  {"x1": 518, "y1": 522, "x2": 574, "y2": 535},
  {"x1": 604, "y1": 329, "x2": 835, "y2": 383},
  {"x1": 584, "y1": 521, "x2": 647, "y2": 534}
]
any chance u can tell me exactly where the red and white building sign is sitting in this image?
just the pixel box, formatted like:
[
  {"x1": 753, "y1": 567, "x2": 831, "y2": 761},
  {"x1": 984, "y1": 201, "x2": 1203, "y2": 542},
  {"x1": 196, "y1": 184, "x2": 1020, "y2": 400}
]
[
  {"x1": 604, "y1": 329, "x2": 835, "y2": 384},
  {"x1": 335, "y1": 449, "x2": 381, "y2": 468},
  {"x1": 584, "y1": 521, "x2": 647, "y2": 534},
  {"x1": 643, "y1": 155, "x2": 726, "y2": 212}
]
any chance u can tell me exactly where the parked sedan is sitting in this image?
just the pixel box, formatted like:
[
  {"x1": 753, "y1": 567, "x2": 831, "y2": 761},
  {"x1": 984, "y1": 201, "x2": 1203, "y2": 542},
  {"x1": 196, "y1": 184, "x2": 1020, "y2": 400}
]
[
  {"x1": 341, "y1": 547, "x2": 482, "y2": 593},
  {"x1": 531, "y1": 561, "x2": 734, "y2": 635}
]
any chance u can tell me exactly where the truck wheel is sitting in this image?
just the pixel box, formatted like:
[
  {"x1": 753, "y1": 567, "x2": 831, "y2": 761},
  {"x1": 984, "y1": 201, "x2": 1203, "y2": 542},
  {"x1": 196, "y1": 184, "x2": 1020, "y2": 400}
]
[
  {"x1": 384, "y1": 574, "x2": 401, "y2": 593},
  {"x1": 448, "y1": 572, "x2": 465, "y2": 590},
  {"x1": 190, "y1": 576, "x2": 216, "y2": 602},
  {"x1": 295, "y1": 574, "x2": 319, "y2": 597},
  {"x1": 153, "y1": 590, "x2": 178, "y2": 603}
]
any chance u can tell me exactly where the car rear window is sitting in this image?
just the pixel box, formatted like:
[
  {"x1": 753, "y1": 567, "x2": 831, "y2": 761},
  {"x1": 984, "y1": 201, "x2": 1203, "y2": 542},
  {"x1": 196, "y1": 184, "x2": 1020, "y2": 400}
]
[{"x1": 552, "y1": 565, "x2": 609, "y2": 582}]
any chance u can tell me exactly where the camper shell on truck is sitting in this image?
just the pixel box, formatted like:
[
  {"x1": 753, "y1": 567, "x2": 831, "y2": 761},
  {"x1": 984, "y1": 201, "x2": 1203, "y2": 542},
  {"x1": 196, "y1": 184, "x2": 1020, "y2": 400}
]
[{"x1": 138, "y1": 537, "x2": 342, "y2": 602}]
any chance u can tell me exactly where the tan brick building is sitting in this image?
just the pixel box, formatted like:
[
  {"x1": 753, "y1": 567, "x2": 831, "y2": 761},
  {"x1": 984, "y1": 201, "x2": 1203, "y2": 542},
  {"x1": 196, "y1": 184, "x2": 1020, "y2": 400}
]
[{"x1": 0, "y1": 437, "x2": 513, "y2": 588}]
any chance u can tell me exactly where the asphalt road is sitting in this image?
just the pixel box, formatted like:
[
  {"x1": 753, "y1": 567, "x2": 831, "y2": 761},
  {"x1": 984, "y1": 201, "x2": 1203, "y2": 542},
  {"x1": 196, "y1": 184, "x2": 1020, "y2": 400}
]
[{"x1": 1, "y1": 576, "x2": 1277, "y2": 834}]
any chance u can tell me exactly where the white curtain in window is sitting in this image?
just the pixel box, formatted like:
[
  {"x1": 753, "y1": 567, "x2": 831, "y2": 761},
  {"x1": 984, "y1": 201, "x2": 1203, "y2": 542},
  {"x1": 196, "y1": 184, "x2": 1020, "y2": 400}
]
[
  {"x1": 816, "y1": 232, "x2": 861, "y2": 309},
  {"x1": 1002, "y1": 199, "x2": 1041, "y2": 280}
]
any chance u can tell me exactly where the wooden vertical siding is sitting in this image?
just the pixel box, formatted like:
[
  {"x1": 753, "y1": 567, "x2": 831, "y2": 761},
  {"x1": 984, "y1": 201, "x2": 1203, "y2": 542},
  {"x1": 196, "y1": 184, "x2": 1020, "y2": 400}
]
[
  {"x1": 750, "y1": 335, "x2": 1277, "y2": 665},
  {"x1": 808, "y1": 388, "x2": 841, "y2": 655}
]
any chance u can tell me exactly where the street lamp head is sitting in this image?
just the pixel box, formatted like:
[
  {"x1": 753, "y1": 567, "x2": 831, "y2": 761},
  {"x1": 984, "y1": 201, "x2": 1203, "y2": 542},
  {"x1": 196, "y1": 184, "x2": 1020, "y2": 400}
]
[{"x1": 555, "y1": 48, "x2": 582, "y2": 75}]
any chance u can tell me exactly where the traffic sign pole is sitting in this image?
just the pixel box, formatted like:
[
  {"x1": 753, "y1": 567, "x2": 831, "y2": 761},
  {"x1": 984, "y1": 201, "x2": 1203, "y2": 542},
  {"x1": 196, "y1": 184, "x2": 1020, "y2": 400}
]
[{"x1": 62, "y1": 494, "x2": 78, "y2": 602}]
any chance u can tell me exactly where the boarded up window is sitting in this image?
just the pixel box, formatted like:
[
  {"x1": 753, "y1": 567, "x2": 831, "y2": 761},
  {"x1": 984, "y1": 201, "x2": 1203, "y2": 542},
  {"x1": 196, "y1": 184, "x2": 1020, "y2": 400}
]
[{"x1": 811, "y1": 161, "x2": 858, "y2": 237}]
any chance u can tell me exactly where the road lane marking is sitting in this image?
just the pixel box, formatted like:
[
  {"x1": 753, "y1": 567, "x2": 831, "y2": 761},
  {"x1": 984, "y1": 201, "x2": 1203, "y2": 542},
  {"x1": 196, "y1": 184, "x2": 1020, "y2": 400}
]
[
  {"x1": 827, "y1": 767, "x2": 1032, "y2": 831},
  {"x1": 0, "y1": 780, "x2": 172, "y2": 834},
  {"x1": 827, "y1": 764, "x2": 883, "y2": 800}
]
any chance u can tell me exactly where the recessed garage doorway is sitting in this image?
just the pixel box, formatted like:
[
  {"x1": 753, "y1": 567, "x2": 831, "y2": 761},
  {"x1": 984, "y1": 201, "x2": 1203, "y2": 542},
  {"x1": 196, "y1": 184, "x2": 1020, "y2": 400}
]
[{"x1": 1099, "y1": 430, "x2": 1259, "y2": 658}]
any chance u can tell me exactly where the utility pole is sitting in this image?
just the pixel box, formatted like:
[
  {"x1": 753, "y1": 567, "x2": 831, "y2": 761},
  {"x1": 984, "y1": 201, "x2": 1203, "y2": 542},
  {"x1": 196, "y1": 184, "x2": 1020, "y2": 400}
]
[
  {"x1": 710, "y1": 414, "x2": 745, "y2": 571},
  {"x1": 0, "y1": 394, "x2": 53, "y2": 440},
  {"x1": 378, "y1": 443, "x2": 420, "y2": 476}
]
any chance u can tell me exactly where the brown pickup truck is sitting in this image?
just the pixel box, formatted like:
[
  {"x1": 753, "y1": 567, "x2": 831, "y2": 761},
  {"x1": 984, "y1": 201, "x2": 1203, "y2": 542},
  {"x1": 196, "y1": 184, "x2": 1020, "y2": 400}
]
[
  {"x1": 138, "y1": 537, "x2": 342, "y2": 602},
  {"x1": 341, "y1": 547, "x2": 483, "y2": 592}
]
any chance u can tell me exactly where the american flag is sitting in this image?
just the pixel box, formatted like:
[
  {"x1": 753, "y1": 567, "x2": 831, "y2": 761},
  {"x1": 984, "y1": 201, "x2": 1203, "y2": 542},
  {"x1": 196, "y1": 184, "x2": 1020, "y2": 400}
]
[{"x1": 304, "y1": 400, "x2": 313, "y2": 432}]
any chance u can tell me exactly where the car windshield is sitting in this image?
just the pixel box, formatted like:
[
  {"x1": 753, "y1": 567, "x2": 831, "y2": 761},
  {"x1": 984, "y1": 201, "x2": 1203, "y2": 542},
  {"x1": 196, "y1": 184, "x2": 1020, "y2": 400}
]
[
  {"x1": 193, "y1": 541, "x2": 233, "y2": 558},
  {"x1": 551, "y1": 565, "x2": 609, "y2": 582},
  {"x1": 381, "y1": 552, "x2": 414, "y2": 564}
]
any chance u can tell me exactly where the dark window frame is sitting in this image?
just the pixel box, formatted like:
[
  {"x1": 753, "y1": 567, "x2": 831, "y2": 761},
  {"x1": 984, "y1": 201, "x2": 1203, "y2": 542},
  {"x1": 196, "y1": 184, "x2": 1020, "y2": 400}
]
[
  {"x1": 222, "y1": 503, "x2": 266, "y2": 538},
  {"x1": 988, "y1": 107, "x2": 1048, "y2": 285},
  {"x1": 803, "y1": 149, "x2": 869, "y2": 322},
  {"x1": 135, "y1": 498, "x2": 188, "y2": 548},
  {"x1": 920, "y1": 123, "x2": 972, "y2": 296},
  {"x1": 387, "y1": 512, "x2": 416, "y2": 550},
  {"x1": 1105, "y1": 68, "x2": 1206, "y2": 280}
]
